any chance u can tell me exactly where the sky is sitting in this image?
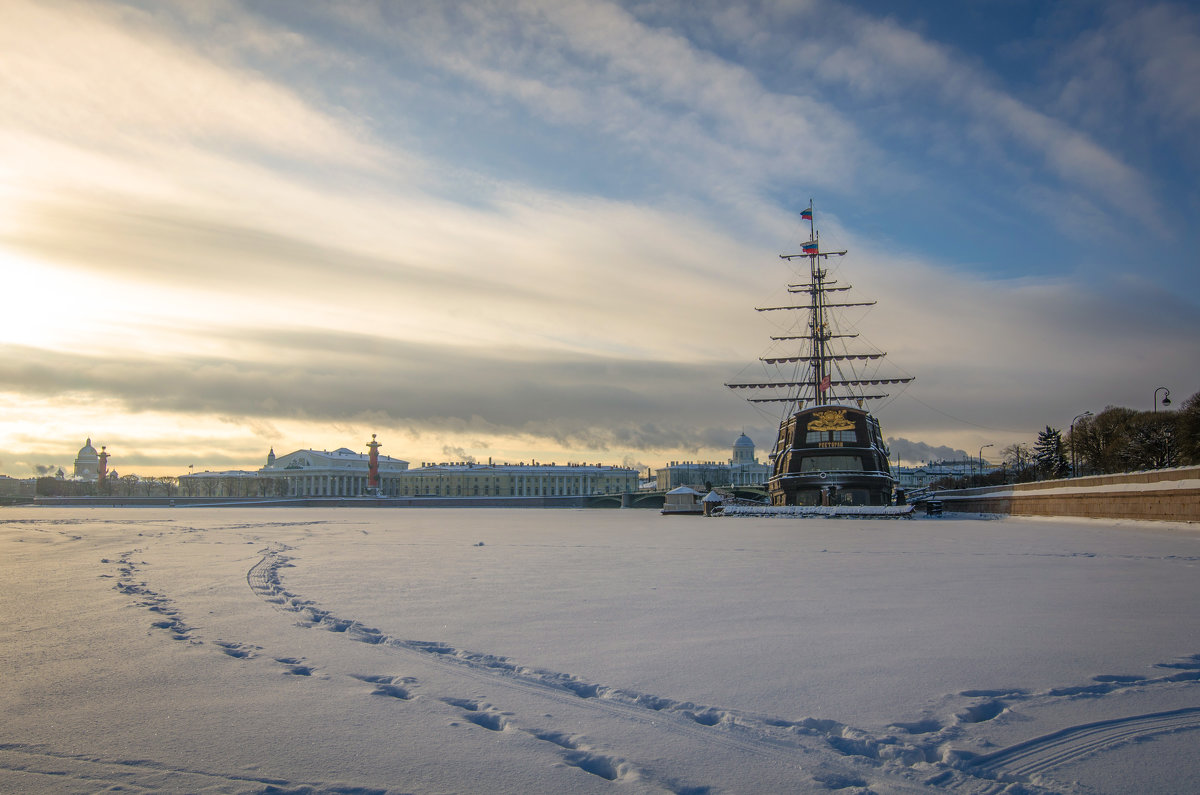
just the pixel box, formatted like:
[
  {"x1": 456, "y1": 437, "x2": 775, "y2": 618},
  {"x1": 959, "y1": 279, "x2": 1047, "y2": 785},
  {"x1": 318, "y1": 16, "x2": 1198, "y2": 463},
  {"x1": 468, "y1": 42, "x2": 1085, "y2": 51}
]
[{"x1": 2, "y1": 0, "x2": 1198, "y2": 479}]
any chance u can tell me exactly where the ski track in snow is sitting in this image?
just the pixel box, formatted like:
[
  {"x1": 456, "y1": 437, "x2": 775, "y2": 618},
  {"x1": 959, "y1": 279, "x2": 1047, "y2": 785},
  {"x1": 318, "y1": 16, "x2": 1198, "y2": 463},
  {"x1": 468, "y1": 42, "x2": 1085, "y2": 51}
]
[
  {"x1": 241, "y1": 544, "x2": 1200, "y2": 793},
  {"x1": 964, "y1": 706, "x2": 1200, "y2": 780},
  {"x1": 0, "y1": 742, "x2": 389, "y2": 794}
]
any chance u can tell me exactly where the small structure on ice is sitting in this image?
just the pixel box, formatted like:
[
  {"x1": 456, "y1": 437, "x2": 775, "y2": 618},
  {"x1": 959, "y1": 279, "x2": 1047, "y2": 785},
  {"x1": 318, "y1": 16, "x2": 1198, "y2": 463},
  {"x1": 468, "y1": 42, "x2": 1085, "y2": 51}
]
[{"x1": 661, "y1": 486, "x2": 704, "y2": 515}]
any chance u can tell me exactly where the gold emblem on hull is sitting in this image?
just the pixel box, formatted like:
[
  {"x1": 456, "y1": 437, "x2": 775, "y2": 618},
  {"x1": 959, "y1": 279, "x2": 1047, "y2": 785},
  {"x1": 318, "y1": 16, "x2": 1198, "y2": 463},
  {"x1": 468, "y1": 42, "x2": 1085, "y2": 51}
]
[{"x1": 806, "y1": 409, "x2": 855, "y2": 432}]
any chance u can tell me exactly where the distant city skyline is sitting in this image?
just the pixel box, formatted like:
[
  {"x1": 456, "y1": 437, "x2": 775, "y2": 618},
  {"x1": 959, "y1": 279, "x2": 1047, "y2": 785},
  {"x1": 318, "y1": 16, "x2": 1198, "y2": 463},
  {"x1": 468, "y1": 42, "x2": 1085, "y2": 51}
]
[{"x1": 2, "y1": 1, "x2": 1198, "y2": 478}]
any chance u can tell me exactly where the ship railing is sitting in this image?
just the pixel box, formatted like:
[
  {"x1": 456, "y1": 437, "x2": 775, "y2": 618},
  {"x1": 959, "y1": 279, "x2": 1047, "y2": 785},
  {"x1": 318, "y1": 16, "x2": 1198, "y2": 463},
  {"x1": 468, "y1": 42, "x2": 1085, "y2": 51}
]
[{"x1": 781, "y1": 468, "x2": 893, "y2": 478}]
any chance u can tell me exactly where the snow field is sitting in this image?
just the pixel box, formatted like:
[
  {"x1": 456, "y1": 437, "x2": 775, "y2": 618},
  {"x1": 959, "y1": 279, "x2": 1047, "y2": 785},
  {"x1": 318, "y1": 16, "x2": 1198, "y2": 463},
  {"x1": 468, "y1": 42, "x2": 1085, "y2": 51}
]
[{"x1": 1, "y1": 508, "x2": 1198, "y2": 793}]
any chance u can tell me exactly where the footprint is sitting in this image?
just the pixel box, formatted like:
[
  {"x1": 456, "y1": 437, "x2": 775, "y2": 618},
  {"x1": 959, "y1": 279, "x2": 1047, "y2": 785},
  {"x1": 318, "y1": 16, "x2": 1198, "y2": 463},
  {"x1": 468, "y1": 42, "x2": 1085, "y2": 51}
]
[
  {"x1": 441, "y1": 697, "x2": 481, "y2": 711},
  {"x1": 563, "y1": 750, "x2": 629, "y2": 781},
  {"x1": 275, "y1": 657, "x2": 314, "y2": 676},
  {"x1": 529, "y1": 730, "x2": 578, "y2": 749},
  {"x1": 685, "y1": 709, "x2": 727, "y2": 727},
  {"x1": 956, "y1": 700, "x2": 1005, "y2": 724},
  {"x1": 465, "y1": 710, "x2": 507, "y2": 731},
  {"x1": 215, "y1": 641, "x2": 260, "y2": 659},
  {"x1": 442, "y1": 698, "x2": 509, "y2": 731},
  {"x1": 353, "y1": 674, "x2": 417, "y2": 699},
  {"x1": 528, "y1": 729, "x2": 638, "y2": 784}
]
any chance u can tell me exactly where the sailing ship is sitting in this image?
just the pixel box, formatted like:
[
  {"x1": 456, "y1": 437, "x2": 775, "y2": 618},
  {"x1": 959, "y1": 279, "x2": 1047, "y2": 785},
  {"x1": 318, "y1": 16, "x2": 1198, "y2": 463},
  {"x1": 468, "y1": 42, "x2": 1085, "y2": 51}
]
[{"x1": 726, "y1": 202, "x2": 912, "y2": 507}]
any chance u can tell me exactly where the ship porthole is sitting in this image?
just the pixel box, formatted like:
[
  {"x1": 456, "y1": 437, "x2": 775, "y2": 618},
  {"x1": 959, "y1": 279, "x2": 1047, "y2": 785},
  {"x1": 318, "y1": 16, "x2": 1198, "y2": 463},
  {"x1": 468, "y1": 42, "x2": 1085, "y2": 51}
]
[{"x1": 819, "y1": 472, "x2": 827, "y2": 479}]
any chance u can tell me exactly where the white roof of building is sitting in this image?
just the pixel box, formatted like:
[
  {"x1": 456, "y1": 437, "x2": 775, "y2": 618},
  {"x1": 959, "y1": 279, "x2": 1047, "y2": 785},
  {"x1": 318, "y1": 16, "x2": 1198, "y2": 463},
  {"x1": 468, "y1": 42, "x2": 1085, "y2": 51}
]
[{"x1": 267, "y1": 448, "x2": 409, "y2": 470}]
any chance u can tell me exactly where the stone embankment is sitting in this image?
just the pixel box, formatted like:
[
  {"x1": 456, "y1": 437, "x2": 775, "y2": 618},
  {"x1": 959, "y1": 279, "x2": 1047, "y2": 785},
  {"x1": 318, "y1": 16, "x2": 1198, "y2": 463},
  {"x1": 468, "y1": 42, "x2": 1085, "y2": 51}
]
[
  {"x1": 27, "y1": 495, "x2": 600, "y2": 508},
  {"x1": 934, "y1": 465, "x2": 1200, "y2": 522}
]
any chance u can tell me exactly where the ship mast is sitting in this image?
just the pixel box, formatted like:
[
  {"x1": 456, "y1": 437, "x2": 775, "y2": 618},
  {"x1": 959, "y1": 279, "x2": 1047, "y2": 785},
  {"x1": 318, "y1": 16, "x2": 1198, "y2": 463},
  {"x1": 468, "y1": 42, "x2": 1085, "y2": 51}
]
[{"x1": 725, "y1": 200, "x2": 912, "y2": 413}]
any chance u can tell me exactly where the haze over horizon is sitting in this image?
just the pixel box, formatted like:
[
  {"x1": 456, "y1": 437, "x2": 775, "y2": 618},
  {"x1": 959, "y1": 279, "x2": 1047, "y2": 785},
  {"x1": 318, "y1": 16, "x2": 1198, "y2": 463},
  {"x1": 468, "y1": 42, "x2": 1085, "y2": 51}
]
[{"x1": 3, "y1": 0, "x2": 1198, "y2": 479}]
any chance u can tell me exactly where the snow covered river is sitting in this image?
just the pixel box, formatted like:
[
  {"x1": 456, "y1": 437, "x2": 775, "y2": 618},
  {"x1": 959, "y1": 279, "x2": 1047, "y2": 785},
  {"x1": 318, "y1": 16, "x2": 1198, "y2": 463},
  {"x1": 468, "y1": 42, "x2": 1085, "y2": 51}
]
[{"x1": 2, "y1": 508, "x2": 1198, "y2": 793}]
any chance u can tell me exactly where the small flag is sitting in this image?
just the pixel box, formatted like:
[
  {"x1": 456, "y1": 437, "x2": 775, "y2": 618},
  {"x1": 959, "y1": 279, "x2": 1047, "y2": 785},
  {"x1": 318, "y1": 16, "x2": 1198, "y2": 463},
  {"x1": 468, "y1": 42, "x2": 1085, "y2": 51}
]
[
  {"x1": 801, "y1": 207, "x2": 813, "y2": 221},
  {"x1": 802, "y1": 240, "x2": 819, "y2": 254},
  {"x1": 819, "y1": 374, "x2": 831, "y2": 393}
]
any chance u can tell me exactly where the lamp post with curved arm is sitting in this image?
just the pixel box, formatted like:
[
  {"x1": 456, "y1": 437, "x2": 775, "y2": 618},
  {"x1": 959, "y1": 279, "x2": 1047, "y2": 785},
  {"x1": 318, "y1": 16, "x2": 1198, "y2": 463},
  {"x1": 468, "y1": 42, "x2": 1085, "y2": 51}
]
[
  {"x1": 1154, "y1": 387, "x2": 1171, "y2": 413},
  {"x1": 1070, "y1": 411, "x2": 1092, "y2": 476},
  {"x1": 977, "y1": 444, "x2": 993, "y2": 484}
]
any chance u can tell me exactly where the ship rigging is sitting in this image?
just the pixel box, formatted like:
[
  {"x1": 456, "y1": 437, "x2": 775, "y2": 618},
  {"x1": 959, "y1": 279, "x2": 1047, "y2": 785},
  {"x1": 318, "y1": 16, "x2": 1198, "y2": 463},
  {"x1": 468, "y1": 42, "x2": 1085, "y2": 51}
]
[{"x1": 726, "y1": 201, "x2": 913, "y2": 507}]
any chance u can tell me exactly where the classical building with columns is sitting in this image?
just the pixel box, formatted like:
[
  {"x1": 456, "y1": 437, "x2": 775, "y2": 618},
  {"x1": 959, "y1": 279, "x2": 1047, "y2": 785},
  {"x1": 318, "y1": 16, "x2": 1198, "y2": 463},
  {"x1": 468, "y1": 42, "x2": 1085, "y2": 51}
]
[
  {"x1": 654, "y1": 433, "x2": 770, "y2": 491},
  {"x1": 181, "y1": 445, "x2": 410, "y2": 498},
  {"x1": 264, "y1": 446, "x2": 411, "y2": 496},
  {"x1": 179, "y1": 440, "x2": 639, "y2": 498},
  {"x1": 398, "y1": 461, "x2": 638, "y2": 498}
]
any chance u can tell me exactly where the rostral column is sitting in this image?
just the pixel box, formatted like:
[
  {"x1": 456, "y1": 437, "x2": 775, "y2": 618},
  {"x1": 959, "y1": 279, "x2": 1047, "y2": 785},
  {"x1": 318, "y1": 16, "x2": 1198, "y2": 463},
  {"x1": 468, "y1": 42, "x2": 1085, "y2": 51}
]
[
  {"x1": 367, "y1": 434, "x2": 381, "y2": 490},
  {"x1": 98, "y1": 446, "x2": 110, "y2": 486}
]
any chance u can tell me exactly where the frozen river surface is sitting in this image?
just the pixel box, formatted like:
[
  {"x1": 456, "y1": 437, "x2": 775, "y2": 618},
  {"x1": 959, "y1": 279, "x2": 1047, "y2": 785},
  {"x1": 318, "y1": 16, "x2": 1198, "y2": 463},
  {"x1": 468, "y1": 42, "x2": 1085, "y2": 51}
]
[{"x1": 2, "y1": 507, "x2": 1198, "y2": 793}]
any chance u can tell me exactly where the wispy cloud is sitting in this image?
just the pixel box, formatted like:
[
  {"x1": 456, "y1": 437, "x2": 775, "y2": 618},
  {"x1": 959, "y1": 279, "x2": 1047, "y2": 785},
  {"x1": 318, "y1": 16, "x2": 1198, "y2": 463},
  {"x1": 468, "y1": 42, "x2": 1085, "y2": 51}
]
[
  {"x1": 0, "y1": 337, "x2": 739, "y2": 455},
  {"x1": 1049, "y1": 3, "x2": 1200, "y2": 161},
  {"x1": 0, "y1": 0, "x2": 388, "y2": 171}
]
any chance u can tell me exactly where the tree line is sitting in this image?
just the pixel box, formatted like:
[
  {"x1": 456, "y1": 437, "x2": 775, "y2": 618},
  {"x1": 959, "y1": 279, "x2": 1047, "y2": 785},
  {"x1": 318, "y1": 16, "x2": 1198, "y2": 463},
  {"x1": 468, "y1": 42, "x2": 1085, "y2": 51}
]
[
  {"x1": 34, "y1": 474, "x2": 289, "y2": 498},
  {"x1": 936, "y1": 390, "x2": 1200, "y2": 489}
]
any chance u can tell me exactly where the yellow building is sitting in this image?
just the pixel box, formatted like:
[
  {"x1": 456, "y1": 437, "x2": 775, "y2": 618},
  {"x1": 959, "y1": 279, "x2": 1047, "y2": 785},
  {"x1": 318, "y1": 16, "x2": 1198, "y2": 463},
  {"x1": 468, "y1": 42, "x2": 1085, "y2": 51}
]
[{"x1": 399, "y1": 462, "x2": 638, "y2": 498}]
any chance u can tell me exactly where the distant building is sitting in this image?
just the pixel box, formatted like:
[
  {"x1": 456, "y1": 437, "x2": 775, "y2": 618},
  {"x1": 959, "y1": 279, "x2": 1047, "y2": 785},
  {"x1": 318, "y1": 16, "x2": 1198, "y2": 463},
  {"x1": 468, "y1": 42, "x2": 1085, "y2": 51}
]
[
  {"x1": 655, "y1": 433, "x2": 770, "y2": 490},
  {"x1": 265, "y1": 446, "x2": 411, "y2": 496},
  {"x1": 398, "y1": 461, "x2": 638, "y2": 498},
  {"x1": 0, "y1": 475, "x2": 36, "y2": 499},
  {"x1": 181, "y1": 445, "x2": 410, "y2": 497},
  {"x1": 896, "y1": 459, "x2": 998, "y2": 490},
  {"x1": 179, "y1": 440, "x2": 638, "y2": 498},
  {"x1": 72, "y1": 438, "x2": 100, "y2": 481}
]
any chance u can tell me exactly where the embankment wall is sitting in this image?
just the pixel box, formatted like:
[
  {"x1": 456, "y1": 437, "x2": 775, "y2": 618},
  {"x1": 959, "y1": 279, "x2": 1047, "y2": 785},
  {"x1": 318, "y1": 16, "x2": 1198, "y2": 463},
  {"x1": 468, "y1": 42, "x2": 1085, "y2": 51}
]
[
  {"x1": 934, "y1": 465, "x2": 1200, "y2": 522},
  {"x1": 25, "y1": 495, "x2": 596, "y2": 509}
]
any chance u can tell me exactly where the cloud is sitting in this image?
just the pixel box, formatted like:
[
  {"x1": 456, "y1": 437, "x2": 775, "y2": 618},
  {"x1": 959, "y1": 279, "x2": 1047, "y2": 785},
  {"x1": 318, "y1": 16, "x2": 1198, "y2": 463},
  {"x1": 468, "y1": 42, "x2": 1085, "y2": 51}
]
[
  {"x1": 0, "y1": 0, "x2": 389, "y2": 171},
  {"x1": 0, "y1": 336, "x2": 742, "y2": 451},
  {"x1": 886, "y1": 437, "x2": 969, "y2": 465},
  {"x1": 1123, "y1": 4, "x2": 1200, "y2": 133},
  {"x1": 318, "y1": 0, "x2": 865, "y2": 217},
  {"x1": 1048, "y1": 3, "x2": 1200, "y2": 167},
  {"x1": 821, "y1": 8, "x2": 1158, "y2": 231},
  {"x1": 4, "y1": 176, "x2": 788, "y2": 365}
]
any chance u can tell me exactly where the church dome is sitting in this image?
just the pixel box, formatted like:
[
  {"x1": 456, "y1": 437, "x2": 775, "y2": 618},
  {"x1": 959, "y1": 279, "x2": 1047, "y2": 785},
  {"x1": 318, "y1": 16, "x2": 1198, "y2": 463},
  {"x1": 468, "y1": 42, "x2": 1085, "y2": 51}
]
[
  {"x1": 731, "y1": 433, "x2": 756, "y2": 465},
  {"x1": 73, "y1": 438, "x2": 100, "y2": 481}
]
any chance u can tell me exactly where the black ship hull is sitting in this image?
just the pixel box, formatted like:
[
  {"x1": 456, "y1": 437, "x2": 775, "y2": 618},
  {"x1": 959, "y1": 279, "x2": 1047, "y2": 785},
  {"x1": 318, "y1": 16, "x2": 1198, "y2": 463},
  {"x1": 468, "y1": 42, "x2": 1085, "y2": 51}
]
[{"x1": 767, "y1": 404, "x2": 894, "y2": 507}]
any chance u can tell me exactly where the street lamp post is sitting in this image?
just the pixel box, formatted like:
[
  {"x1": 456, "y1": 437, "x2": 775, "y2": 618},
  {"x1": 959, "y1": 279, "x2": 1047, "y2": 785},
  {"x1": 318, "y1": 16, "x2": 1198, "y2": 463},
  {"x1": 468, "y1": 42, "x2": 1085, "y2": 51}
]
[
  {"x1": 1154, "y1": 387, "x2": 1171, "y2": 413},
  {"x1": 977, "y1": 444, "x2": 993, "y2": 484},
  {"x1": 1070, "y1": 411, "x2": 1093, "y2": 476}
]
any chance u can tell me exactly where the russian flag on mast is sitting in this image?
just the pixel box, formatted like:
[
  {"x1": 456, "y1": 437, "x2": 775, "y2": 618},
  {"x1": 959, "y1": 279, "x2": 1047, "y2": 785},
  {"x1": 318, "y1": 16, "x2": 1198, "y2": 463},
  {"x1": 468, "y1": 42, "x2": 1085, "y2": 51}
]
[
  {"x1": 802, "y1": 240, "x2": 819, "y2": 254},
  {"x1": 801, "y1": 206, "x2": 813, "y2": 221}
]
